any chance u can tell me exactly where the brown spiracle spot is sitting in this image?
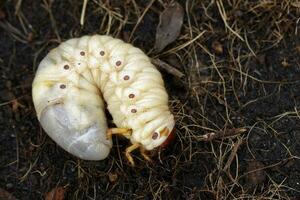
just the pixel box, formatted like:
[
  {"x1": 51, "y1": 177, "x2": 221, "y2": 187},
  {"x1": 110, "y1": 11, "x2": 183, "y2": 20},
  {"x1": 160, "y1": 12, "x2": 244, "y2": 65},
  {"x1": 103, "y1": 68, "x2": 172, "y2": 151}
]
[
  {"x1": 60, "y1": 84, "x2": 66, "y2": 89},
  {"x1": 152, "y1": 132, "x2": 159, "y2": 140},
  {"x1": 123, "y1": 75, "x2": 130, "y2": 80},
  {"x1": 131, "y1": 108, "x2": 137, "y2": 113},
  {"x1": 80, "y1": 51, "x2": 85, "y2": 56},
  {"x1": 116, "y1": 61, "x2": 122, "y2": 66},
  {"x1": 63, "y1": 65, "x2": 69, "y2": 70},
  {"x1": 100, "y1": 51, "x2": 105, "y2": 56},
  {"x1": 128, "y1": 94, "x2": 135, "y2": 98}
]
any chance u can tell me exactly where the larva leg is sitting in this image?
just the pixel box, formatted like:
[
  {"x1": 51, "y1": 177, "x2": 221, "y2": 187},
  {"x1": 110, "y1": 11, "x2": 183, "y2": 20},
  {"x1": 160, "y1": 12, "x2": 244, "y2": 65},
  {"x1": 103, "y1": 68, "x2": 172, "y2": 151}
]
[
  {"x1": 140, "y1": 147, "x2": 151, "y2": 162},
  {"x1": 106, "y1": 128, "x2": 132, "y2": 139},
  {"x1": 125, "y1": 143, "x2": 140, "y2": 166}
]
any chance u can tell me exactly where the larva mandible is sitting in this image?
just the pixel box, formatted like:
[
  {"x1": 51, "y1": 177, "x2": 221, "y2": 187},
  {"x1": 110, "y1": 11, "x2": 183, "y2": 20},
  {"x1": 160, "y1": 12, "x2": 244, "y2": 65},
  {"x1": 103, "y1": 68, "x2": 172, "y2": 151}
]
[{"x1": 32, "y1": 35, "x2": 175, "y2": 165}]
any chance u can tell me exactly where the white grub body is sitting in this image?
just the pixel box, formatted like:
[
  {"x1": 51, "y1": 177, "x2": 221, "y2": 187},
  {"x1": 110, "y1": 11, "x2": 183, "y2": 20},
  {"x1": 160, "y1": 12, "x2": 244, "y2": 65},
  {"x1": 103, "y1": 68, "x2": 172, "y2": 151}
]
[{"x1": 32, "y1": 35, "x2": 175, "y2": 160}]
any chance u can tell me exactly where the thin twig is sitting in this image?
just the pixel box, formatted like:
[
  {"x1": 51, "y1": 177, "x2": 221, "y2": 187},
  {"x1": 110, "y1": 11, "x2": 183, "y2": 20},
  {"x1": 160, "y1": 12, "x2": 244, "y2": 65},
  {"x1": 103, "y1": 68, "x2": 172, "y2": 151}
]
[
  {"x1": 151, "y1": 58, "x2": 185, "y2": 78},
  {"x1": 129, "y1": 0, "x2": 156, "y2": 42}
]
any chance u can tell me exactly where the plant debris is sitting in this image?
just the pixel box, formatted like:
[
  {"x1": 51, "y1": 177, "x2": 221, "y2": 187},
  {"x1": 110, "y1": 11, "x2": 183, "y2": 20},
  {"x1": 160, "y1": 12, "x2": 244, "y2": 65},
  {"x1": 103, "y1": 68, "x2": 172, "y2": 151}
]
[
  {"x1": 245, "y1": 160, "x2": 266, "y2": 186},
  {"x1": 0, "y1": 188, "x2": 16, "y2": 200},
  {"x1": 151, "y1": 58, "x2": 184, "y2": 78},
  {"x1": 154, "y1": 1, "x2": 184, "y2": 52},
  {"x1": 45, "y1": 187, "x2": 65, "y2": 200},
  {"x1": 199, "y1": 128, "x2": 247, "y2": 141}
]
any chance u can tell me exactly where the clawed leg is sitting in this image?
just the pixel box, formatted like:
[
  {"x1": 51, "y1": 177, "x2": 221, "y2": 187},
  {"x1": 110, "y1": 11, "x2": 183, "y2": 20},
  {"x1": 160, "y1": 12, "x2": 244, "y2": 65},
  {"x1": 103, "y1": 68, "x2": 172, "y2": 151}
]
[
  {"x1": 106, "y1": 128, "x2": 132, "y2": 139},
  {"x1": 140, "y1": 147, "x2": 152, "y2": 162},
  {"x1": 125, "y1": 143, "x2": 140, "y2": 166}
]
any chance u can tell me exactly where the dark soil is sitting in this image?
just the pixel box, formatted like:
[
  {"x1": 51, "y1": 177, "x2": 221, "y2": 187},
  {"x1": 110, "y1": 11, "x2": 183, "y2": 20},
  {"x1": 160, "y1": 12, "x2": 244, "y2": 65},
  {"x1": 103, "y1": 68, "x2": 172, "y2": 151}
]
[{"x1": 0, "y1": 0, "x2": 300, "y2": 199}]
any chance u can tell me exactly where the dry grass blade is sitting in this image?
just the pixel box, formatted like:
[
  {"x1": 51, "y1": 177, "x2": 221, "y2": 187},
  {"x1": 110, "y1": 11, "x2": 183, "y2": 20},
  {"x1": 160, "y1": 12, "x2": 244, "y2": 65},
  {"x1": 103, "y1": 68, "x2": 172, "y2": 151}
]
[
  {"x1": 41, "y1": 0, "x2": 61, "y2": 42},
  {"x1": 80, "y1": 0, "x2": 89, "y2": 26},
  {"x1": 199, "y1": 128, "x2": 247, "y2": 141},
  {"x1": 216, "y1": 0, "x2": 244, "y2": 41},
  {"x1": 0, "y1": 21, "x2": 27, "y2": 43},
  {"x1": 223, "y1": 138, "x2": 243, "y2": 171},
  {"x1": 129, "y1": 0, "x2": 156, "y2": 41}
]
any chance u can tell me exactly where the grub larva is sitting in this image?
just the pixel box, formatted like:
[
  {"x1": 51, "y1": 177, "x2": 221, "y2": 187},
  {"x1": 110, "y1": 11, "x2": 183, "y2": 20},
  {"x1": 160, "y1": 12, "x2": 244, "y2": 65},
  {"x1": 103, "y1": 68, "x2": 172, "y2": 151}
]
[{"x1": 32, "y1": 35, "x2": 175, "y2": 165}]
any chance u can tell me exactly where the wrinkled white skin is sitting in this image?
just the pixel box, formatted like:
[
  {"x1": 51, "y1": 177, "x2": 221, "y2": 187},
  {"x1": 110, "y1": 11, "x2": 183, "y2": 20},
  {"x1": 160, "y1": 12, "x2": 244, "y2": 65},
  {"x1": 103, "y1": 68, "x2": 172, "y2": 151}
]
[{"x1": 32, "y1": 35, "x2": 175, "y2": 160}]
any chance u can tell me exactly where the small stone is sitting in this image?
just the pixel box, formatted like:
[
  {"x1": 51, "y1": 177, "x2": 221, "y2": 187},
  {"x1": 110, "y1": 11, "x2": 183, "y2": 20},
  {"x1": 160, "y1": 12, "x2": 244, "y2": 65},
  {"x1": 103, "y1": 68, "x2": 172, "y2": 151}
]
[
  {"x1": 212, "y1": 41, "x2": 223, "y2": 55},
  {"x1": 27, "y1": 32, "x2": 34, "y2": 42},
  {"x1": 108, "y1": 172, "x2": 118, "y2": 183},
  {"x1": 281, "y1": 59, "x2": 290, "y2": 68},
  {"x1": 6, "y1": 183, "x2": 13, "y2": 189}
]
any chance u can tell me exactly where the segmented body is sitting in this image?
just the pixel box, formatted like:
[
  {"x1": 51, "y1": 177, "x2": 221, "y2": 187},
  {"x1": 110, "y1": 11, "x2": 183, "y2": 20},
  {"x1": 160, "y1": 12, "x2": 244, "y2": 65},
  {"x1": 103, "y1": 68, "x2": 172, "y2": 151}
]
[{"x1": 32, "y1": 35, "x2": 174, "y2": 160}]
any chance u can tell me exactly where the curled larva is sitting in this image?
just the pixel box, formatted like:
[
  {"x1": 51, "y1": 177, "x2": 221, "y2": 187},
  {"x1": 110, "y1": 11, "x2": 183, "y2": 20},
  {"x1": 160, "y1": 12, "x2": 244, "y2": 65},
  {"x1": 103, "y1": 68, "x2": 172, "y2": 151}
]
[{"x1": 32, "y1": 35, "x2": 175, "y2": 165}]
